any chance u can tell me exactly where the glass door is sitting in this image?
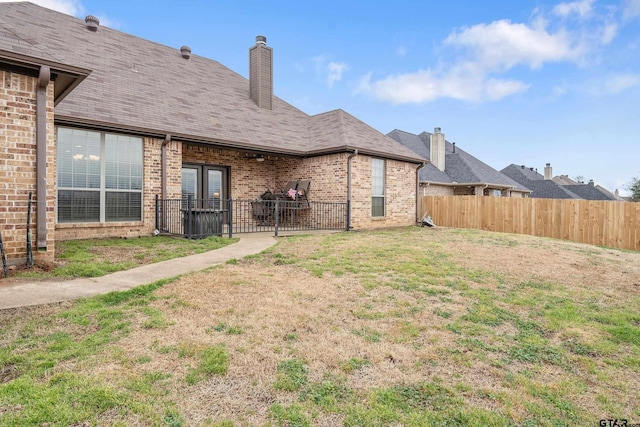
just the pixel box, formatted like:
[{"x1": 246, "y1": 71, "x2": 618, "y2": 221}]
[{"x1": 181, "y1": 164, "x2": 228, "y2": 210}]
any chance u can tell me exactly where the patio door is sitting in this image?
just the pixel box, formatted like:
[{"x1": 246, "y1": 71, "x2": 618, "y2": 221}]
[{"x1": 182, "y1": 165, "x2": 229, "y2": 209}]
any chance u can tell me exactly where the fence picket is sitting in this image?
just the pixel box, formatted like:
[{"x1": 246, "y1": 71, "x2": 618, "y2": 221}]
[{"x1": 421, "y1": 196, "x2": 639, "y2": 251}]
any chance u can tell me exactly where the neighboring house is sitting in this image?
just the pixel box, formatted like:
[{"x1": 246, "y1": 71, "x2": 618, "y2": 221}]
[
  {"x1": 501, "y1": 164, "x2": 581, "y2": 199},
  {"x1": 562, "y1": 183, "x2": 617, "y2": 201},
  {"x1": 554, "y1": 174, "x2": 624, "y2": 201},
  {"x1": 387, "y1": 129, "x2": 530, "y2": 197},
  {"x1": 501, "y1": 163, "x2": 617, "y2": 201},
  {"x1": 0, "y1": 3, "x2": 425, "y2": 264}
]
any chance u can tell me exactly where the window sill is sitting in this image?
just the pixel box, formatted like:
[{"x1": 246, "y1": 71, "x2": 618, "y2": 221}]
[{"x1": 371, "y1": 216, "x2": 386, "y2": 221}]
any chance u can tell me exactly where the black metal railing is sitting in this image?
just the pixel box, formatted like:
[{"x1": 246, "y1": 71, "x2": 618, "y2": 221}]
[{"x1": 155, "y1": 196, "x2": 348, "y2": 238}]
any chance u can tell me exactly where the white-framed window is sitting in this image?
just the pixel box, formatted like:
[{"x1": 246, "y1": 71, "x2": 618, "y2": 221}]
[
  {"x1": 372, "y1": 158, "x2": 385, "y2": 217},
  {"x1": 492, "y1": 189, "x2": 502, "y2": 197},
  {"x1": 57, "y1": 127, "x2": 143, "y2": 223}
]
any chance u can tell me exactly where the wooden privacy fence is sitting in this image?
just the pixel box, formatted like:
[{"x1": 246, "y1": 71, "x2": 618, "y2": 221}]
[{"x1": 421, "y1": 196, "x2": 640, "y2": 251}]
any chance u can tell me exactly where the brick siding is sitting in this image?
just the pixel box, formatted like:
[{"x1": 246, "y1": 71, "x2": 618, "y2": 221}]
[
  {"x1": 423, "y1": 184, "x2": 454, "y2": 196},
  {"x1": 0, "y1": 71, "x2": 55, "y2": 264}
]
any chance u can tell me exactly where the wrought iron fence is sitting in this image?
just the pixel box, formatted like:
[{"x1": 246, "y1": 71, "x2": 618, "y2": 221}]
[{"x1": 155, "y1": 196, "x2": 348, "y2": 238}]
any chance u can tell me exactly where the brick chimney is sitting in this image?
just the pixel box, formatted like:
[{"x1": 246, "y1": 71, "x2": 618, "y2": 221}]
[
  {"x1": 249, "y1": 35, "x2": 273, "y2": 110},
  {"x1": 430, "y1": 127, "x2": 445, "y2": 171},
  {"x1": 588, "y1": 179, "x2": 594, "y2": 186},
  {"x1": 544, "y1": 163, "x2": 552, "y2": 180}
]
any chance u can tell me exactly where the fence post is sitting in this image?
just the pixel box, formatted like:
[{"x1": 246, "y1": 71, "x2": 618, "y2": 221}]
[
  {"x1": 346, "y1": 200, "x2": 351, "y2": 230},
  {"x1": 187, "y1": 194, "x2": 193, "y2": 239},
  {"x1": 155, "y1": 195, "x2": 159, "y2": 233},
  {"x1": 26, "y1": 192, "x2": 33, "y2": 268},
  {"x1": 228, "y1": 198, "x2": 233, "y2": 238},
  {"x1": 274, "y1": 197, "x2": 279, "y2": 237}
]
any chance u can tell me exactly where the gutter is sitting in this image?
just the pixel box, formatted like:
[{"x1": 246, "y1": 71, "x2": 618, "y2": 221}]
[
  {"x1": 346, "y1": 149, "x2": 358, "y2": 230},
  {"x1": 161, "y1": 134, "x2": 171, "y2": 200},
  {"x1": 36, "y1": 65, "x2": 50, "y2": 250},
  {"x1": 415, "y1": 161, "x2": 427, "y2": 222}
]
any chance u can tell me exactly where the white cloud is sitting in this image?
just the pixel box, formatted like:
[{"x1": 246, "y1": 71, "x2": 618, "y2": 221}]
[
  {"x1": 600, "y1": 22, "x2": 618, "y2": 44},
  {"x1": 311, "y1": 55, "x2": 348, "y2": 88},
  {"x1": 327, "y1": 62, "x2": 348, "y2": 88},
  {"x1": 553, "y1": 0, "x2": 595, "y2": 18},
  {"x1": 357, "y1": 1, "x2": 626, "y2": 105},
  {"x1": 444, "y1": 20, "x2": 581, "y2": 70},
  {"x1": 603, "y1": 73, "x2": 640, "y2": 94},
  {"x1": 356, "y1": 68, "x2": 529, "y2": 104},
  {"x1": 0, "y1": 0, "x2": 84, "y2": 16},
  {"x1": 623, "y1": 0, "x2": 640, "y2": 19}
]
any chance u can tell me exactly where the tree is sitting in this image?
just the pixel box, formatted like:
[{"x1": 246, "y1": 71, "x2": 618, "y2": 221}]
[{"x1": 627, "y1": 176, "x2": 640, "y2": 202}]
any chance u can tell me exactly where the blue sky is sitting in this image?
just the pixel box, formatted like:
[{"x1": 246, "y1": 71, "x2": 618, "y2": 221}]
[{"x1": 8, "y1": 0, "x2": 640, "y2": 194}]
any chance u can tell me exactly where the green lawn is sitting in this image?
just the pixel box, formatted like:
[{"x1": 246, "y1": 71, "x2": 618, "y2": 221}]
[{"x1": 16, "y1": 235, "x2": 237, "y2": 279}]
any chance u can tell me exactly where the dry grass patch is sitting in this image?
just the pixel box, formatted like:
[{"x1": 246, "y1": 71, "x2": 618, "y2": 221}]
[{"x1": 1, "y1": 227, "x2": 639, "y2": 426}]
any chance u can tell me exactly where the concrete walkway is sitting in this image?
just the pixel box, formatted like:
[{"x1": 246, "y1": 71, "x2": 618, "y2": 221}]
[{"x1": 0, "y1": 233, "x2": 277, "y2": 310}]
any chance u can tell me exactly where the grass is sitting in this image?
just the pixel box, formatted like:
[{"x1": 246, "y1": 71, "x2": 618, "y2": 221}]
[
  {"x1": 15, "y1": 235, "x2": 237, "y2": 279},
  {"x1": 1, "y1": 227, "x2": 639, "y2": 426}
]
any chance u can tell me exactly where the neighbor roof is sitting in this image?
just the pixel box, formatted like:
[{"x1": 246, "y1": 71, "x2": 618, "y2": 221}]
[
  {"x1": 387, "y1": 129, "x2": 529, "y2": 191},
  {"x1": 552, "y1": 175, "x2": 579, "y2": 185},
  {"x1": 501, "y1": 164, "x2": 582, "y2": 199},
  {"x1": 563, "y1": 184, "x2": 616, "y2": 201},
  {"x1": 0, "y1": 2, "x2": 424, "y2": 163}
]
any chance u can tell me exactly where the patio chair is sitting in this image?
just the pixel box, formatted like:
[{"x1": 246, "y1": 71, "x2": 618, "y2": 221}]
[{"x1": 251, "y1": 200, "x2": 274, "y2": 225}]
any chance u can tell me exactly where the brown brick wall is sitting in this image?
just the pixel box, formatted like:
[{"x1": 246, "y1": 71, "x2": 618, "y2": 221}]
[
  {"x1": 349, "y1": 155, "x2": 417, "y2": 229},
  {"x1": 0, "y1": 71, "x2": 55, "y2": 264},
  {"x1": 423, "y1": 184, "x2": 454, "y2": 196}
]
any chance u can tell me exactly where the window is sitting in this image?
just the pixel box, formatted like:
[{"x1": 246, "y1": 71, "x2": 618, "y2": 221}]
[
  {"x1": 57, "y1": 128, "x2": 143, "y2": 223},
  {"x1": 492, "y1": 189, "x2": 502, "y2": 197},
  {"x1": 372, "y1": 158, "x2": 385, "y2": 217}
]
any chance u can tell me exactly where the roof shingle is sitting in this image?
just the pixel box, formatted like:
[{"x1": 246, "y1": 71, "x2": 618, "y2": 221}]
[{"x1": 0, "y1": 2, "x2": 424, "y2": 163}]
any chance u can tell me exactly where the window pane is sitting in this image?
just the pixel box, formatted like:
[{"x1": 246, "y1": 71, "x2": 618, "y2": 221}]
[
  {"x1": 57, "y1": 190, "x2": 100, "y2": 223},
  {"x1": 182, "y1": 168, "x2": 198, "y2": 200},
  {"x1": 106, "y1": 192, "x2": 142, "y2": 221},
  {"x1": 372, "y1": 158, "x2": 385, "y2": 217},
  {"x1": 105, "y1": 134, "x2": 143, "y2": 191},
  {"x1": 372, "y1": 158, "x2": 385, "y2": 196},
  {"x1": 208, "y1": 170, "x2": 222, "y2": 209},
  {"x1": 372, "y1": 196, "x2": 384, "y2": 217},
  {"x1": 56, "y1": 128, "x2": 100, "y2": 189}
]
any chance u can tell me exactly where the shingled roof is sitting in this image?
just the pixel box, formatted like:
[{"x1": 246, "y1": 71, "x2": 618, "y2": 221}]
[
  {"x1": 501, "y1": 164, "x2": 582, "y2": 199},
  {"x1": 387, "y1": 129, "x2": 529, "y2": 191},
  {"x1": 0, "y1": 2, "x2": 424, "y2": 163},
  {"x1": 563, "y1": 184, "x2": 616, "y2": 201}
]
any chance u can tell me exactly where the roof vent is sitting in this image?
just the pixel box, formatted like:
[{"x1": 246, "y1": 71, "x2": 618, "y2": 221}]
[
  {"x1": 434, "y1": 127, "x2": 441, "y2": 134},
  {"x1": 180, "y1": 46, "x2": 191, "y2": 59},
  {"x1": 85, "y1": 15, "x2": 100, "y2": 31},
  {"x1": 255, "y1": 35, "x2": 267, "y2": 45}
]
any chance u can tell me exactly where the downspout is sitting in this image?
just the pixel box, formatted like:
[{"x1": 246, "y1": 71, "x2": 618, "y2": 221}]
[
  {"x1": 346, "y1": 149, "x2": 358, "y2": 230},
  {"x1": 36, "y1": 65, "x2": 50, "y2": 250},
  {"x1": 415, "y1": 162, "x2": 427, "y2": 222},
  {"x1": 161, "y1": 134, "x2": 171, "y2": 200}
]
